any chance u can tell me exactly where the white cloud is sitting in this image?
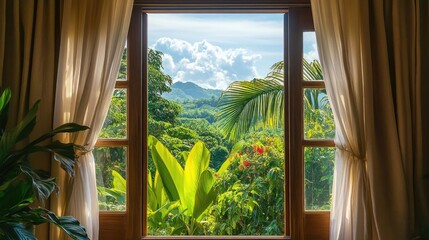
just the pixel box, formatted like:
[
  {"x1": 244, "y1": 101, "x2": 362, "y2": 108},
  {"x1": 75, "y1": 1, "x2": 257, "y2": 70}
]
[
  {"x1": 304, "y1": 43, "x2": 320, "y2": 62},
  {"x1": 154, "y1": 38, "x2": 261, "y2": 90},
  {"x1": 303, "y1": 32, "x2": 320, "y2": 62}
]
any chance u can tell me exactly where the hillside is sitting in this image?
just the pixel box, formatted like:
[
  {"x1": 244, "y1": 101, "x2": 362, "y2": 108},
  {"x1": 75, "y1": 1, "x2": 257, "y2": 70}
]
[{"x1": 163, "y1": 81, "x2": 222, "y2": 100}]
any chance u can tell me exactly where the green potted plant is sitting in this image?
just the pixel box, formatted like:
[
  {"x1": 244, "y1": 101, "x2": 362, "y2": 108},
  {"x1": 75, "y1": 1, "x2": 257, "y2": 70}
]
[{"x1": 0, "y1": 88, "x2": 89, "y2": 240}]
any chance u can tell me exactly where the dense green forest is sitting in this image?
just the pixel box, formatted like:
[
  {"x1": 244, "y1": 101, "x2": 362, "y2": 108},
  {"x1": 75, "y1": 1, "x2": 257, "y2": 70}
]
[{"x1": 94, "y1": 48, "x2": 335, "y2": 235}]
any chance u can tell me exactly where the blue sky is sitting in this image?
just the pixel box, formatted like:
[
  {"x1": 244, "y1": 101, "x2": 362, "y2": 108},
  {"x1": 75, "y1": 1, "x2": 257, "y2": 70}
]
[{"x1": 148, "y1": 14, "x2": 319, "y2": 90}]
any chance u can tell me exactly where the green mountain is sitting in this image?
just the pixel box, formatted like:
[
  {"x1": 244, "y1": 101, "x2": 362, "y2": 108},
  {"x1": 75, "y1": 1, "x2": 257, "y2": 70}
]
[{"x1": 163, "y1": 81, "x2": 222, "y2": 100}]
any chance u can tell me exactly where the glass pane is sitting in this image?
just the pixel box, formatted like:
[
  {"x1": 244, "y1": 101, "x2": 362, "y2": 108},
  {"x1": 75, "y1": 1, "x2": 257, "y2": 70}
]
[
  {"x1": 117, "y1": 46, "x2": 127, "y2": 80},
  {"x1": 303, "y1": 32, "x2": 323, "y2": 81},
  {"x1": 304, "y1": 147, "x2": 335, "y2": 210},
  {"x1": 95, "y1": 146, "x2": 127, "y2": 211},
  {"x1": 303, "y1": 88, "x2": 335, "y2": 139},
  {"x1": 147, "y1": 13, "x2": 285, "y2": 236},
  {"x1": 99, "y1": 89, "x2": 127, "y2": 139}
]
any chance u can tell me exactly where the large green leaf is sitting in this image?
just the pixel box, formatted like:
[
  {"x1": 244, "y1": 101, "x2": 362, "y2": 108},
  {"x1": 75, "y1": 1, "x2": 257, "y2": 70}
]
[
  {"x1": 183, "y1": 141, "x2": 210, "y2": 215},
  {"x1": 147, "y1": 184, "x2": 158, "y2": 211},
  {"x1": 97, "y1": 170, "x2": 126, "y2": 208},
  {"x1": 11, "y1": 141, "x2": 79, "y2": 177},
  {"x1": 217, "y1": 79, "x2": 284, "y2": 140},
  {"x1": 28, "y1": 123, "x2": 89, "y2": 147},
  {"x1": 154, "y1": 170, "x2": 167, "y2": 207},
  {"x1": 0, "y1": 207, "x2": 88, "y2": 240},
  {"x1": 303, "y1": 59, "x2": 323, "y2": 81},
  {"x1": 0, "y1": 101, "x2": 39, "y2": 166},
  {"x1": 0, "y1": 88, "x2": 11, "y2": 136},
  {"x1": 217, "y1": 140, "x2": 244, "y2": 177},
  {"x1": 148, "y1": 171, "x2": 170, "y2": 212},
  {"x1": 39, "y1": 209, "x2": 89, "y2": 240},
  {"x1": 149, "y1": 136, "x2": 184, "y2": 202},
  {"x1": 0, "y1": 177, "x2": 33, "y2": 216},
  {"x1": 19, "y1": 164, "x2": 57, "y2": 205},
  {"x1": 112, "y1": 170, "x2": 126, "y2": 192},
  {"x1": 0, "y1": 223, "x2": 36, "y2": 240},
  {"x1": 192, "y1": 170, "x2": 217, "y2": 219},
  {"x1": 217, "y1": 59, "x2": 325, "y2": 140}
]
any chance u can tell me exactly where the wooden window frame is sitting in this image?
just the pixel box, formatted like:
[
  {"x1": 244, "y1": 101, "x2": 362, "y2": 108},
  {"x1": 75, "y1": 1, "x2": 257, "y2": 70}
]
[{"x1": 98, "y1": 1, "x2": 331, "y2": 239}]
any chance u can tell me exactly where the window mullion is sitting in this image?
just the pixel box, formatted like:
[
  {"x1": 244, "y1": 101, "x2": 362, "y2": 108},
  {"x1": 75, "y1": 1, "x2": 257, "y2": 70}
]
[
  {"x1": 96, "y1": 139, "x2": 129, "y2": 147},
  {"x1": 302, "y1": 80, "x2": 325, "y2": 88},
  {"x1": 302, "y1": 139, "x2": 335, "y2": 147}
]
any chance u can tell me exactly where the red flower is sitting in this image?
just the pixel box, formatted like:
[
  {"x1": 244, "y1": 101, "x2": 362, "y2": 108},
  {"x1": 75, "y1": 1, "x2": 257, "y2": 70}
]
[
  {"x1": 256, "y1": 146, "x2": 264, "y2": 155},
  {"x1": 243, "y1": 160, "x2": 251, "y2": 168}
]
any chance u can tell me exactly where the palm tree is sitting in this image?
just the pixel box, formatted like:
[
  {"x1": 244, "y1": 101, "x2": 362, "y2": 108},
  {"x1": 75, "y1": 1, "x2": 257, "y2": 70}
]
[{"x1": 217, "y1": 59, "x2": 326, "y2": 140}]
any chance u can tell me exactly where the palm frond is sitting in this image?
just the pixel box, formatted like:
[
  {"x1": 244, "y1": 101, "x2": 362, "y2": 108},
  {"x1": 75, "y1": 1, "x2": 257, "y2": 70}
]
[
  {"x1": 217, "y1": 79, "x2": 283, "y2": 140},
  {"x1": 217, "y1": 59, "x2": 326, "y2": 140},
  {"x1": 303, "y1": 59, "x2": 323, "y2": 81}
]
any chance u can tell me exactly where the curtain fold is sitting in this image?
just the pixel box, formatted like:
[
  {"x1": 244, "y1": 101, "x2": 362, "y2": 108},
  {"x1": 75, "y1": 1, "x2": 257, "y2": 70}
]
[
  {"x1": 0, "y1": 0, "x2": 58, "y2": 238},
  {"x1": 51, "y1": 0, "x2": 133, "y2": 239},
  {"x1": 312, "y1": 0, "x2": 428, "y2": 239}
]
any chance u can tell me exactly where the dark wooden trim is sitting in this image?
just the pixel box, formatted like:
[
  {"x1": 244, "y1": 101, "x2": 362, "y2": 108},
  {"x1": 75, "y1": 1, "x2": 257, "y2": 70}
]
[
  {"x1": 95, "y1": 139, "x2": 129, "y2": 147},
  {"x1": 141, "y1": 11, "x2": 149, "y2": 238},
  {"x1": 283, "y1": 12, "x2": 290, "y2": 237},
  {"x1": 115, "y1": 80, "x2": 129, "y2": 88},
  {"x1": 304, "y1": 212, "x2": 330, "y2": 240},
  {"x1": 142, "y1": 237, "x2": 290, "y2": 240},
  {"x1": 99, "y1": 214, "x2": 127, "y2": 239},
  {"x1": 134, "y1": 0, "x2": 310, "y2": 7},
  {"x1": 288, "y1": 7, "x2": 305, "y2": 240},
  {"x1": 142, "y1": 8, "x2": 288, "y2": 13},
  {"x1": 127, "y1": 6, "x2": 144, "y2": 240},
  {"x1": 302, "y1": 81, "x2": 325, "y2": 88},
  {"x1": 302, "y1": 139, "x2": 335, "y2": 148}
]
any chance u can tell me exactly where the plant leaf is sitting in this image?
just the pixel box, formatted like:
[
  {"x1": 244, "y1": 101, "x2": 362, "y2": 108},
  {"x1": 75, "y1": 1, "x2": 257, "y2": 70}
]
[
  {"x1": 154, "y1": 170, "x2": 167, "y2": 207},
  {"x1": 28, "y1": 123, "x2": 89, "y2": 147},
  {"x1": 39, "y1": 209, "x2": 89, "y2": 240},
  {"x1": 217, "y1": 78, "x2": 284, "y2": 140},
  {"x1": 217, "y1": 140, "x2": 244, "y2": 176},
  {"x1": 0, "y1": 223, "x2": 36, "y2": 240},
  {"x1": 0, "y1": 176, "x2": 34, "y2": 216},
  {"x1": 192, "y1": 170, "x2": 216, "y2": 219},
  {"x1": 149, "y1": 136, "x2": 184, "y2": 202},
  {"x1": 112, "y1": 170, "x2": 126, "y2": 192},
  {"x1": 183, "y1": 141, "x2": 210, "y2": 216},
  {"x1": 147, "y1": 183, "x2": 158, "y2": 211},
  {"x1": 0, "y1": 101, "x2": 39, "y2": 168},
  {"x1": 0, "y1": 88, "x2": 12, "y2": 136},
  {"x1": 9, "y1": 208, "x2": 89, "y2": 240},
  {"x1": 49, "y1": 141, "x2": 81, "y2": 177},
  {"x1": 19, "y1": 164, "x2": 57, "y2": 205}
]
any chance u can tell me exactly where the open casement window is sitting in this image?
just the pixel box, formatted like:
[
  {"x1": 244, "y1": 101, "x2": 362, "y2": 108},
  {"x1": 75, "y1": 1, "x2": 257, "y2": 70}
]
[{"x1": 97, "y1": 2, "x2": 332, "y2": 240}]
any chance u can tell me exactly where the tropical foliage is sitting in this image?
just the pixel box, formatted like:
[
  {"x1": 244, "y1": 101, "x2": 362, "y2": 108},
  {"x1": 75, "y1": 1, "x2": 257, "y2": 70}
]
[
  {"x1": 97, "y1": 170, "x2": 126, "y2": 211},
  {"x1": 96, "y1": 48, "x2": 335, "y2": 235},
  {"x1": 207, "y1": 132, "x2": 284, "y2": 235},
  {"x1": 0, "y1": 88, "x2": 89, "y2": 240},
  {"x1": 218, "y1": 59, "x2": 330, "y2": 140},
  {"x1": 147, "y1": 136, "x2": 243, "y2": 235}
]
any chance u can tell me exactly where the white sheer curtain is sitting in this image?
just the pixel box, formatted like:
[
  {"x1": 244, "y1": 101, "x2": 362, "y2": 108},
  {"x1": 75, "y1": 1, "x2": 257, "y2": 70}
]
[
  {"x1": 51, "y1": 0, "x2": 133, "y2": 239},
  {"x1": 312, "y1": 0, "x2": 428, "y2": 239}
]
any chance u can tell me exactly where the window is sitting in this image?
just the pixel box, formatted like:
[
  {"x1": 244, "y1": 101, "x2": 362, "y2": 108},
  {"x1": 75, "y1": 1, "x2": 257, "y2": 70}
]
[
  {"x1": 95, "y1": 48, "x2": 128, "y2": 212},
  {"x1": 97, "y1": 2, "x2": 332, "y2": 240},
  {"x1": 146, "y1": 13, "x2": 285, "y2": 236}
]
